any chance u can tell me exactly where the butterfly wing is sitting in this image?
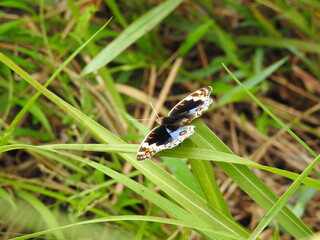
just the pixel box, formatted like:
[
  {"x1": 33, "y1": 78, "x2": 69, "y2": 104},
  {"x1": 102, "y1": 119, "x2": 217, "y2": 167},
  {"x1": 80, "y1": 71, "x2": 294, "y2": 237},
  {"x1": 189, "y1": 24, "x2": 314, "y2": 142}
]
[
  {"x1": 137, "y1": 125, "x2": 195, "y2": 161},
  {"x1": 168, "y1": 86, "x2": 213, "y2": 122}
]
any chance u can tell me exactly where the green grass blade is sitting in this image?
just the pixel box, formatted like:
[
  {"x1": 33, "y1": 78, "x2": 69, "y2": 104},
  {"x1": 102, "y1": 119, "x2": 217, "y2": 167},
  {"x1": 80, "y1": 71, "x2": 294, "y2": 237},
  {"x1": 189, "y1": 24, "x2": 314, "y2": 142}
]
[
  {"x1": 184, "y1": 134, "x2": 232, "y2": 219},
  {"x1": 248, "y1": 155, "x2": 320, "y2": 239},
  {"x1": 209, "y1": 19, "x2": 243, "y2": 68},
  {"x1": 219, "y1": 57, "x2": 288, "y2": 105},
  {"x1": 189, "y1": 157, "x2": 233, "y2": 219},
  {"x1": 178, "y1": 20, "x2": 213, "y2": 57},
  {"x1": 0, "y1": 1, "x2": 36, "y2": 15},
  {"x1": 257, "y1": 0, "x2": 316, "y2": 38},
  {"x1": 235, "y1": 36, "x2": 320, "y2": 54},
  {"x1": 0, "y1": 19, "x2": 25, "y2": 35},
  {"x1": 0, "y1": 188, "x2": 16, "y2": 210},
  {"x1": 222, "y1": 63, "x2": 317, "y2": 158},
  {"x1": 106, "y1": 0, "x2": 128, "y2": 28},
  {"x1": 81, "y1": 0, "x2": 183, "y2": 75}
]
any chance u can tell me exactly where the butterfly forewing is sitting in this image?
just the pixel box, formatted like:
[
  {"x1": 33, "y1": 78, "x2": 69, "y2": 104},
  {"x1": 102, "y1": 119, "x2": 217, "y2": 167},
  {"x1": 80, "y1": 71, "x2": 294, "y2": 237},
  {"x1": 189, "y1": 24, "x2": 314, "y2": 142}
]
[{"x1": 168, "y1": 86, "x2": 213, "y2": 121}]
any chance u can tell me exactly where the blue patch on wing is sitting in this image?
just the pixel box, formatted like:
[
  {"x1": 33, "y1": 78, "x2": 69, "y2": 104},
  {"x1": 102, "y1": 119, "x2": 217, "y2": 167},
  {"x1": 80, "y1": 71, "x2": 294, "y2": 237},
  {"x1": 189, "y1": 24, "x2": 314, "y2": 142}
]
[{"x1": 166, "y1": 125, "x2": 189, "y2": 140}]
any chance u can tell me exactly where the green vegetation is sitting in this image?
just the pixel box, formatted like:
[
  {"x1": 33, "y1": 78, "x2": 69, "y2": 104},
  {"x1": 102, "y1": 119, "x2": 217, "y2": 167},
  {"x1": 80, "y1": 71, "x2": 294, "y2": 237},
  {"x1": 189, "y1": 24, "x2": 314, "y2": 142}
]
[{"x1": 0, "y1": 1, "x2": 319, "y2": 239}]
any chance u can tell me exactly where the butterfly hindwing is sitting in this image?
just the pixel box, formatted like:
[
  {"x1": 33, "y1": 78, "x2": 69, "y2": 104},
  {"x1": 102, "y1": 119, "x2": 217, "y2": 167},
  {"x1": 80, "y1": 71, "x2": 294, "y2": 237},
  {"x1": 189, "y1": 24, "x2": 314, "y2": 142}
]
[{"x1": 137, "y1": 125, "x2": 195, "y2": 161}]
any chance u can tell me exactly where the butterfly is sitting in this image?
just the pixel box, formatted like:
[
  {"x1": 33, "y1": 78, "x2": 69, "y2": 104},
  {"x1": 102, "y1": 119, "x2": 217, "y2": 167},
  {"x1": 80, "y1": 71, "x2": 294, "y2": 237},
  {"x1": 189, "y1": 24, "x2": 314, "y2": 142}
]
[{"x1": 137, "y1": 86, "x2": 213, "y2": 161}]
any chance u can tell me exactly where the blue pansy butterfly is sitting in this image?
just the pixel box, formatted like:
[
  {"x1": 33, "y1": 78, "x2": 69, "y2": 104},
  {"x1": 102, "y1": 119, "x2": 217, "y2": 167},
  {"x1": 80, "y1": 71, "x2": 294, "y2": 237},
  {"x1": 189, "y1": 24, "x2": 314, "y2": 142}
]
[{"x1": 137, "y1": 86, "x2": 213, "y2": 161}]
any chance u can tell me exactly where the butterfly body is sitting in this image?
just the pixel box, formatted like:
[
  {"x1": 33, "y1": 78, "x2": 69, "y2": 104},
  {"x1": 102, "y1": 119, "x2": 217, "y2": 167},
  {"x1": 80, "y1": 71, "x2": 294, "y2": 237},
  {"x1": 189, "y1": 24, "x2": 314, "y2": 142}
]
[{"x1": 137, "y1": 86, "x2": 213, "y2": 161}]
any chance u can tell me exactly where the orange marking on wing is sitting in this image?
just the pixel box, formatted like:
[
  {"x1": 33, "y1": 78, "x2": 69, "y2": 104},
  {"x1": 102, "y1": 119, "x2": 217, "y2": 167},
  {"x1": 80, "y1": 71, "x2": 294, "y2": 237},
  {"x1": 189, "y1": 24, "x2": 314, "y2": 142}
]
[
  {"x1": 174, "y1": 107, "x2": 179, "y2": 110},
  {"x1": 179, "y1": 103, "x2": 185, "y2": 106},
  {"x1": 143, "y1": 148, "x2": 152, "y2": 155},
  {"x1": 147, "y1": 136, "x2": 154, "y2": 139},
  {"x1": 180, "y1": 130, "x2": 187, "y2": 135}
]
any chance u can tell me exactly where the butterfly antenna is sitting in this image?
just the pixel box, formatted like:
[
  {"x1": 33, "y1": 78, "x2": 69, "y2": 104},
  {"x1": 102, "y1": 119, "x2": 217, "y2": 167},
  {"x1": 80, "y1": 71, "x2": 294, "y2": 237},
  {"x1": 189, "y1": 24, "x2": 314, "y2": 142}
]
[{"x1": 149, "y1": 102, "x2": 160, "y2": 120}]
